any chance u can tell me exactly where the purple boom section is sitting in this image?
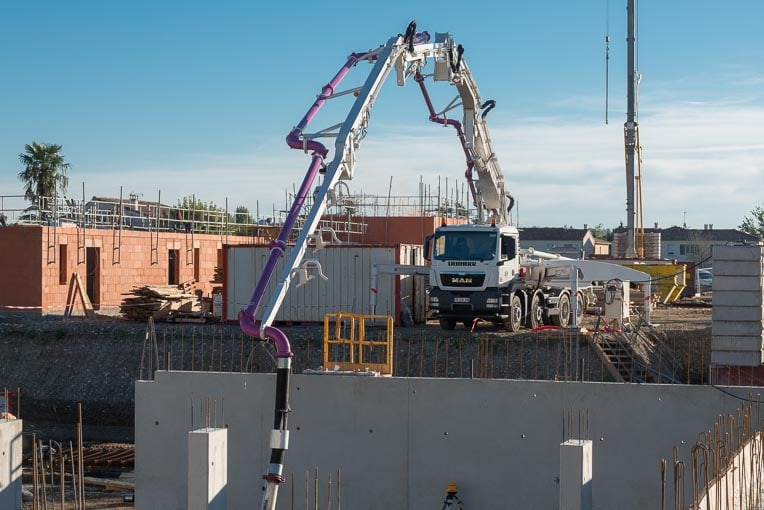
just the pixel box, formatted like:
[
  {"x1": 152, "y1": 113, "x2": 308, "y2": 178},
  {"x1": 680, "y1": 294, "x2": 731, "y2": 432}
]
[{"x1": 239, "y1": 51, "x2": 371, "y2": 358}]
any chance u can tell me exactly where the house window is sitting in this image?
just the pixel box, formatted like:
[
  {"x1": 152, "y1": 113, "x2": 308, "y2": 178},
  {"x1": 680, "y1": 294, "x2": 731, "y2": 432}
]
[{"x1": 59, "y1": 244, "x2": 68, "y2": 285}]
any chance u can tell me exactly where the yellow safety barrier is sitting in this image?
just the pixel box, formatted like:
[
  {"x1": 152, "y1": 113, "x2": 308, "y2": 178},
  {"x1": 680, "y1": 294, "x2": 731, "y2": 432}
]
[{"x1": 323, "y1": 312, "x2": 394, "y2": 375}]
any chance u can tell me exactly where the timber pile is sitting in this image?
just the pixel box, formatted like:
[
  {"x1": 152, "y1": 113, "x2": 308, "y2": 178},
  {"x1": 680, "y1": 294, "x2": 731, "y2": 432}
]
[
  {"x1": 120, "y1": 284, "x2": 201, "y2": 322},
  {"x1": 211, "y1": 265, "x2": 223, "y2": 284}
]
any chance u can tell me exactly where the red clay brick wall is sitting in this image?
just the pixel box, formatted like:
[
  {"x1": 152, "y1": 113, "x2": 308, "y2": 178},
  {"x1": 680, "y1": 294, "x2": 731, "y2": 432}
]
[
  {"x1": 1, "y1": 225, "x2": 255, "y2": 314},
  {"x1": 338, "y1": 216, "x2": 465, "y2": 245},
  {"x1": 0, "y1": 226, "x2": 43, "y2": 310}
]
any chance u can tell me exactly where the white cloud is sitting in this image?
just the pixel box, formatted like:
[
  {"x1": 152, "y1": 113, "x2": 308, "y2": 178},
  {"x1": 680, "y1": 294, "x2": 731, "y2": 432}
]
[{"x1": 4, "y1": 80, "x2": 760, "y2": 232}]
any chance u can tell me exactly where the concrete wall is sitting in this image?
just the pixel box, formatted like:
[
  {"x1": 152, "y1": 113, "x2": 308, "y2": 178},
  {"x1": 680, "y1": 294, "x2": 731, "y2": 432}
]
[
  {"x1": 135, "y1": 372, "x2": 754, "y2": 510},
  {"x1": 0, "y1": 419, "x2": 23, "y2": 510}
]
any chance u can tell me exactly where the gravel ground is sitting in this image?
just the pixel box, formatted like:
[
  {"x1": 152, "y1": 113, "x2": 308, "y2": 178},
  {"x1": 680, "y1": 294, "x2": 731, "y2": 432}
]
[
  {"x1": 3, "y1": 304, "x2": 710, "y2": 507},
  {"x1": 0, "y1": 302, "x2": 712, "y2": 433}
]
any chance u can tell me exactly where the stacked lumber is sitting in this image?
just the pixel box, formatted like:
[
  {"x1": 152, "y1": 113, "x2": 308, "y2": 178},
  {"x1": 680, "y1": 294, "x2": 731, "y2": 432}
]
[
  {"x1": 211, "y1": 265, "x2": 223, "y2": 284},
  {"x1": 120, "y1": 284, "x2": 201, "y2": 322}
]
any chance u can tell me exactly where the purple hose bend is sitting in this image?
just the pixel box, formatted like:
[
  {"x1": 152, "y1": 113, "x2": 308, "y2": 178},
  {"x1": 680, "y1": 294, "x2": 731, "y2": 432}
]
[
  {"x1": 240, "y1": 50, "x2": 375, "y2": 357},
  {"x1": 414, "y1": 70, "x2": 480, "y2": 210}
]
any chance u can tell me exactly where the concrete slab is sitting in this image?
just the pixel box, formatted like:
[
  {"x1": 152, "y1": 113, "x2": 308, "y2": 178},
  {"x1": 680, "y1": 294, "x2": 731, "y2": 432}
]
[
  {"x1": 712, "y1": 305, "x2": 764, "y2": 322},
  {"x1": 712, "y1": 336, "x2": 764, "y2": 352},
  {"x1": 714, "y1": 261, "x2": 764, "y2": 277},
  {"x1": 0, "y1": 419, "x2": 23, "y2": 510},
  {"x1": 711, "y1": 350, "x2": 764, "y2": 367},
  {"x1": 713, "y1": 245, "x2": 764, "y2": 262},
  {"x1": 713, "y1": 290, "x2": 764, "y2": 307},
  {"x1": 713, "y1": 276, "x2": 764, "y2": 292},
  {"x1": 712, "y1": 320, "x2": 764, "y2": 337}
]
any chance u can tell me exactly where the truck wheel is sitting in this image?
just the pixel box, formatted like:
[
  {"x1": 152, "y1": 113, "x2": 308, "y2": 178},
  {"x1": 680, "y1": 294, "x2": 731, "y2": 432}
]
[
  {"x1": 504, "y1": 294, "x2": 523, "y2": 332},
  {"x1": 575, "y1": 292, "x2": 585, "y2": 326},
  {"x1": 439, "y1": 317, "x2": 457, "y2": 330},
  {"x1": 551, "y1": 292, "x2": 571, "y2": 328},
  {"x1": 527, "y1": 292, "x2": 544, "y2": 329}
]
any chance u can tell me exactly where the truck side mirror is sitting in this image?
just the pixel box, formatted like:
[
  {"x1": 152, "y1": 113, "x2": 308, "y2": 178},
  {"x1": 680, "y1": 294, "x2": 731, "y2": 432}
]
[{"x1": 424, "y1": 235, "x2": 433, "y2": 261}]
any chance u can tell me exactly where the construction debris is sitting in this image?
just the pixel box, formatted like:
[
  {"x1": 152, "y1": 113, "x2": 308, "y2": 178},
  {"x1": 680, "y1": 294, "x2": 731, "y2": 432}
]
[{"x1": 119, "y1": 284, "x2": 207, "y2": 322}]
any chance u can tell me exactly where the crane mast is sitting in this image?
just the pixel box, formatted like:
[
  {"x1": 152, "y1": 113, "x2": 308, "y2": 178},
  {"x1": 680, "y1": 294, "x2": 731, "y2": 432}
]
[{"x1": 624, "y1": 0, "x2": 639, "y2": 258}]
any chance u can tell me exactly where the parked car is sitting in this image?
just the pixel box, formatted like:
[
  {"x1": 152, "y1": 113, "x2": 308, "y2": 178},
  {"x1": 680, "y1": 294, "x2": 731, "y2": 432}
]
[
  {"x1": 697, "y1": 268, "x2": 713, "y2": 292},
  {"x1": 16, "y1": 205, "x2": 41, "y2": 224}
]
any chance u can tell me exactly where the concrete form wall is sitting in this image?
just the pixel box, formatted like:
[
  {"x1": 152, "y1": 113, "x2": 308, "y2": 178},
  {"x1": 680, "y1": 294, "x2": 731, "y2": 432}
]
[
  {"x1": 0, "y1": 419, "x2": 23, "y2": 510},
  {"x1": 135, "y1": 372, "x2": 754, "y2": 510},
  {"x1": 711, "y1": 245, "x2": 764, "y2": 368},
  {"x1": 0, "y1": 225, "x2": 253, "y2": 314},
  {"x1": 225, "y1": 245, "x2": 426, "y2": 324}
]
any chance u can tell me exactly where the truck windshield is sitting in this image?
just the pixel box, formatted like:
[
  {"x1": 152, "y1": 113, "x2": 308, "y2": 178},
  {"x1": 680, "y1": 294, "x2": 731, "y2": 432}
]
[{"x1": 433, "y1": 231, "x2": 497, "y2": 261}]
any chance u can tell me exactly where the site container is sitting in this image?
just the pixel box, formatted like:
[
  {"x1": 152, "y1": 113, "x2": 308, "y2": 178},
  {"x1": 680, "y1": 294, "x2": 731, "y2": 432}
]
[{"x1": 224, "y1": 244, "x2": 426, "y2": 325}]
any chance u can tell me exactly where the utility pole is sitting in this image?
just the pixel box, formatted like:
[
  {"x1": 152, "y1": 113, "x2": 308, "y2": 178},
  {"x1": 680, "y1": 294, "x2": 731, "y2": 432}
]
[{"x1": 624, "y1": 0, "x2": 638, "y2": 258}]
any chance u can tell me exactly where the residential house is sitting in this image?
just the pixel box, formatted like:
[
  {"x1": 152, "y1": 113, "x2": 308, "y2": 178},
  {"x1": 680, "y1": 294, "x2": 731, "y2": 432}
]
[
  {"x1": 658, "y1": 225, "x2": 761, "y2": 266},
  {"x1": 519, "y1": 226, "x2": 606, "y2": 259}
]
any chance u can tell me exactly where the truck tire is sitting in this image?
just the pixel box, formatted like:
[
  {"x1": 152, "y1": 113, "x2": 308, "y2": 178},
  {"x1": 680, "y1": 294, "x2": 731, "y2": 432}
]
[
  {"x1": 503, "y1": 294, "x2": 523, "y2": 332},
  {"x1": 551, "y1": 292, "x2": 571, "y2": 328},
  {"x1": 439, "y1": 317, "x2": 457, "y2": 330},
  {"x1": 526, "y1": 292, "x2": 544, "y2": 329}
]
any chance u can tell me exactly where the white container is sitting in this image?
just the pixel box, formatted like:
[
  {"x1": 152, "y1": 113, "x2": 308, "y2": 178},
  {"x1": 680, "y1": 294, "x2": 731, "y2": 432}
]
[{"x1": 225, "y1": 244, "x2": 426, "y2": 325}]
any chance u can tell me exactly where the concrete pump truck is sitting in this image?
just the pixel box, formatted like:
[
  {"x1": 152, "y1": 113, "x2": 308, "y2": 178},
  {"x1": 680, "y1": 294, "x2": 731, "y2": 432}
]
[{"x1": 239, "y1": 21, "x2": 651, "y2": 510}]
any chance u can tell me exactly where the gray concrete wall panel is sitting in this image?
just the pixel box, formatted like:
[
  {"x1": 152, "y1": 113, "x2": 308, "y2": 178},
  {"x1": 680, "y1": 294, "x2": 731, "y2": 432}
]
[
  {"x1": 713, "y1": 245, "x2": 764, "y2": 262},
  {"x1": 712, "y1": 320, "x2": 764, "y2": 337},
  {"x1": 713, "y1": 290, "x2": 764, "y2": 306},
  {"x1": 712, "y1": 335, "x2": 764, "y2": 351},
  {"x1": 712, "y1": 305, "x2": 764, "y2": 322},
  {"x1": 714, "y1": 260, "x2": 764, "y2": 276},
  {"x1": 0, "y1": 419, "x2": 22, "y2": 510},
  {"x1": 711, "y1": 350, "x2": 764, "y2": 366},
  {"x1": 136, "y1": 373, "x2": 757, "y2": 510},
  {"x1": 712, "y1": 276, "x2": 764, "y2": 291}
]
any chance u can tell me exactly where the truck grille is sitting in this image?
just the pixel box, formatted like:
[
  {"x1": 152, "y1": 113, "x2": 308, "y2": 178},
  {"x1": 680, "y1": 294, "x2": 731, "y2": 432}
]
[{"x1": 440, "y1": 273, "x2": 485, "y2": 287}]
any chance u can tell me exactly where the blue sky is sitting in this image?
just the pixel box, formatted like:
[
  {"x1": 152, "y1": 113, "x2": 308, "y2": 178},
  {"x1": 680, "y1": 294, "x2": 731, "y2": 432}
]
[{"x1": 1, "y1": 0, "x2": 762, "y2": 229}]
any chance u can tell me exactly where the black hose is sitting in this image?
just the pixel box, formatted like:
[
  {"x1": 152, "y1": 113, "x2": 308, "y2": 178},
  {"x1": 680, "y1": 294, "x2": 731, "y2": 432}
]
[
  {"x1": 404, "y1": 20, "x2": 417, "y2": 51},
  {"x1": 481, "y1": 100, "x2": 496, "y2": 119},
  {"x1": 450, "y1": 44, "x2": 464, "y2": 72}
]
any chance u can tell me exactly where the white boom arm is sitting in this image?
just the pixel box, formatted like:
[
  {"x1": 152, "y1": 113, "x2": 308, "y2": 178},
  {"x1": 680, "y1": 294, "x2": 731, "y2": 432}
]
[{"x1": 257, "y1": 22, "x2": 508, "y2": 332}]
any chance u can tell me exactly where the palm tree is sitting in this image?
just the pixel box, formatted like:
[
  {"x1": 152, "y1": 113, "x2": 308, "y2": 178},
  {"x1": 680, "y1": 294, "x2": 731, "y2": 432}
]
[{"x1": 18, "y1": 142, "x2": 71, "y2": 204}]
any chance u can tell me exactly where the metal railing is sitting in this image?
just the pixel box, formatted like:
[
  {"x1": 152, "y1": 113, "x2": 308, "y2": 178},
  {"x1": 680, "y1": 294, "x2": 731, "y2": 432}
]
[{"x1": 2, "y1": 189, "x2": 475, "y2": 240}]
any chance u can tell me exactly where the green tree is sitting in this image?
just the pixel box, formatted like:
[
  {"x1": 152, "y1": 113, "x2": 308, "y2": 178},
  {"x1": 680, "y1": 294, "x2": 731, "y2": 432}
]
[
  {"x1": 18, "y1": 142, "x2": 71, "y2": 202},
  {"x1": 740, "y1": 206, "x2": 764, "y2": 239},
  {"x1": 589, "y1": 223, "x2": 613, "y2": 242},
  {"x1": 234, "y1": 205, "x2": 253, "y2": 225}
]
